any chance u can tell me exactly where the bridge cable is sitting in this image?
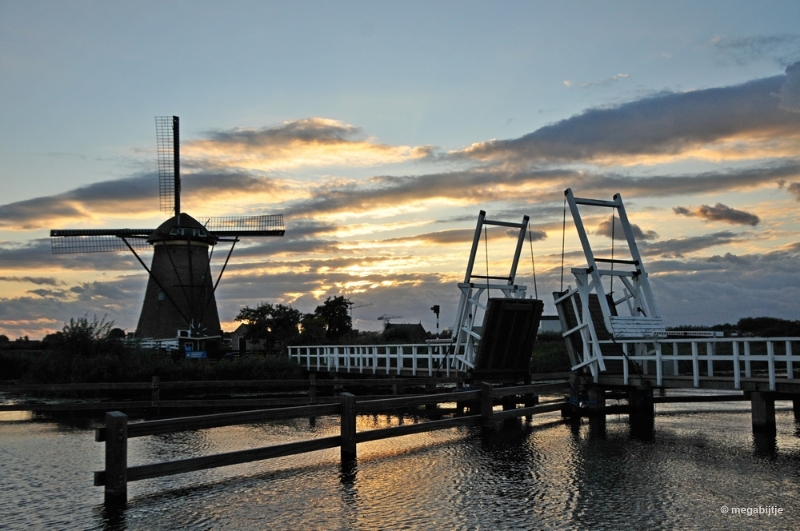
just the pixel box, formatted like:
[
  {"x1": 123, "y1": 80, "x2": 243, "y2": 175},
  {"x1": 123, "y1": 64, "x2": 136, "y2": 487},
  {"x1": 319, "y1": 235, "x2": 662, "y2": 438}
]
[
  {"x1": 560, "y1": 197, "x2": 567, "y2": 292},
  {"x1": 610, "y1": 209, "x2": 615, "y2": 297},
  {"x1": 484, "y1": 226, "x2": 490, "y2": 295},
  {"x1": 528, "y1": 228, "x2": 538, "y2": 300}
]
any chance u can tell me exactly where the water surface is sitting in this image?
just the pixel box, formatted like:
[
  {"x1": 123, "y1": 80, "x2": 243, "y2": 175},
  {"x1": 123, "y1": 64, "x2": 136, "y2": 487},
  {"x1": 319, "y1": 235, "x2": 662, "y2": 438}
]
[{"x1": 1, "y1": 397, "x2": 799, "y2": 530}]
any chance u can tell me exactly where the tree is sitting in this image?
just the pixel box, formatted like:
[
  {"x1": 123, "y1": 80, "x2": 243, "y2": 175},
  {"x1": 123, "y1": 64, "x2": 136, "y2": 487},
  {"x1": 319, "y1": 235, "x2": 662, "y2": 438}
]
[
  {"x1": 738, "y1": 317, "x2": 800, "y2": 337},
  {"x1": 235, "y1": 303, "x2": 301, "y2": 350},
  {"x1": 314, "y1": 296, "x2": 353, "y2": 341},
  {"x1": 59, "y1": 314, "x2": 119, "y2": 357},
  {"x1": 108, "y1": 328, "x2": 127, "y2": 340},
  {"x1": 299, "y1": 313, "x2": 327, "y2": 344}
]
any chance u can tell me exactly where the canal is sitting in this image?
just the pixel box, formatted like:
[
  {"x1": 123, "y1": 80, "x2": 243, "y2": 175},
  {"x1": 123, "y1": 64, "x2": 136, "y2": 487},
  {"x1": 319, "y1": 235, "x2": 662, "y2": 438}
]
[{"x1": 1, "y1": 397, "x2": 799, "y2": 530}]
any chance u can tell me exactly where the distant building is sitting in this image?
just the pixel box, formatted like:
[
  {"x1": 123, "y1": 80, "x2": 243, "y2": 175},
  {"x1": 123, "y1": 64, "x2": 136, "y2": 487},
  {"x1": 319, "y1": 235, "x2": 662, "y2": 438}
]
[
  {"x1": 229, "y1": 323, "x2": 268, "y2": 353},
  {"x1": 540, "y1": 315, "x2": 561, "y2": 333},
  {"x1": 382, "y1": 323, "x2": 428, "y2": 343}
]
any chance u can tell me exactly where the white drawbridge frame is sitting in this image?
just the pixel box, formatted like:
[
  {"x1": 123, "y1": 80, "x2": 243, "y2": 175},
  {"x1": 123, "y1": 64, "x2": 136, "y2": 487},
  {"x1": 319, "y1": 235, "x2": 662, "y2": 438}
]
[
  {"x1": 450, "y1": 210, "x2": 530, "y2": 370},
  {"x1": 554, "y1": 189, "x2": 665, "y2": 380}
]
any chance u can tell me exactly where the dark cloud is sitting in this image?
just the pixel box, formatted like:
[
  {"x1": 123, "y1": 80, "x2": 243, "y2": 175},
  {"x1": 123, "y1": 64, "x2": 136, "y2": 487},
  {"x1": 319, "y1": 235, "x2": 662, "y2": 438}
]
[
  {"x1": 452, "y1": 75, "x2": 799, "y2": 164},
  {"x1": 383, "y1": 228, "x2": 478, "y2": 245},
  {"x1": 779, "y1": 61, "x2": 800, "y2": 112},
  {"x1": 594, "y1": 218, "x2": 658, "y2": 241},
  {"x1": 788, "y1": 182, "x2": 800, "y2": 200},
  {"x1": 673, "y1": 203, "x2": 760, "y2": 226},
  {"x1": 0, "y1": 174, "x2": 156, "y2": 229},
  {"x1": 204, "y1": 118, "x2": 364, "y2": 146},
  {"x1": 640, "y1": 231, "x2": 744, "y2": 258},
  {"x1": 0, "y1": 276, "x2": 62, "y2": 286},
  {"x1": 0, "y1": 239, "x2": 144, "y2": 271},
  {"x1": 0, "y1": 171, "x2": 282, "y2": 230},
  {"x1": 284, "y1": 162, "x2": 800, "y2": 218},
  {"x1": 28, "y1": 288, "x2": 69, "y2": 298}
]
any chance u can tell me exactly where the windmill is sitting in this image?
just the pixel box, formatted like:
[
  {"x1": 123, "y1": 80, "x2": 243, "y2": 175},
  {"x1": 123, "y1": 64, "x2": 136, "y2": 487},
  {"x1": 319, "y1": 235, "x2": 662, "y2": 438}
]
[{"x1": 50, "y1": 116, "x2": 285, "y2": 348}]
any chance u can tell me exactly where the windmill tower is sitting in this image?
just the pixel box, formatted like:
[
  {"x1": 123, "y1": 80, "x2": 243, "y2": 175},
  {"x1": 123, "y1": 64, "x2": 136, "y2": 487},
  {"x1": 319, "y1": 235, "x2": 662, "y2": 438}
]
[{"x1": 50, "y1": 116, "x2": 285, "y2": 348}]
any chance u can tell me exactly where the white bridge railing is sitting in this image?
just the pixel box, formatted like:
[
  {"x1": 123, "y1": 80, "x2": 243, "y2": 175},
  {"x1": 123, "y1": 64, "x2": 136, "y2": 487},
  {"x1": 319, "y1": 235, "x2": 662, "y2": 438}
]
[
  {"x1": 288, "y1": 343, "x2": 466, "y2": 376},
  {"x1": 596, "y1": 337, "x2": 800, "y2": 390}
]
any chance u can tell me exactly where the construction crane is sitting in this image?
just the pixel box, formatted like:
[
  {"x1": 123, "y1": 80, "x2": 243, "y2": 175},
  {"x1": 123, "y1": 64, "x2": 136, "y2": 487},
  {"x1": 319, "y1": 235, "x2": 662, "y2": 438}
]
[
  {"x1": 377, "y1": 314, "x2": 402, "y2": 327},
  {"x1": 350, "y1": 302, "x2": 373, "y2": 320}
]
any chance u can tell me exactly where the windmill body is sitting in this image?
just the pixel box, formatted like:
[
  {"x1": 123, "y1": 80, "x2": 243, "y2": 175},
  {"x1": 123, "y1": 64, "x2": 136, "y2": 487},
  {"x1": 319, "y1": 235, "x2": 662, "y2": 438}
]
[
  {"x1": 50, "y1": 117, "x2": 284, "y2": 351},
  {"x1": 136, "y1": 213, "x2": 222, "y2": 341}
]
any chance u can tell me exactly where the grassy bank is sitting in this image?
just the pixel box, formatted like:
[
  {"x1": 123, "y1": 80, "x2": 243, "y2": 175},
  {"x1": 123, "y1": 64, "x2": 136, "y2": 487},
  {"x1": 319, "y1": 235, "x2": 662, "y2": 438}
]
[
  {"x1": 531, "y1": 332, "x2": 572, "y2": 373},
  {"x1": 0, "y1": 348, "x2": 304, "y2": 385}
]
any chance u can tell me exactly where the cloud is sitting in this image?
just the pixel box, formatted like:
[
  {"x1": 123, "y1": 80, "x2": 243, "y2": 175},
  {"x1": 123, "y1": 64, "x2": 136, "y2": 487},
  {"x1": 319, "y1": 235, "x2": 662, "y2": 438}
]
[
  {"x1": 778, "y1": 61, "x2": 800, "y2": 112},
  {"x1": 594, "y1": 218, "x2": 658, "y2": 241},
  {"x1": 673, "y1": 203, "x2": 760, "y2": 226},
  {"x1": 787, "y1": 182, "x2": 800, "y2": 200},
  {"x1": 185, "y1": 118, "x2": 432, "y2": 171},
  {"x1": 282, "y1": 161, "x2": 800, "y2": 219},
  {"x1": 0, "y1": 276, "x2": 62, "y2": 286},
  {"x1": 640, "y1": 231, "x2": 744, "y2": 258},
  {"x1": 27, "y1": 288, "x2": 69, "y2": 298},
  {"x1": 0, "y1": 239, "x2": 143, "y2": 271},
  {"x1": 453, "y1": 74, "x2": 800, "y2": 166},
  {"x1": 0, "y1": 171, "x2": 288, "y2": 230},
  {"x1": 709, "y1": 34, "x2": 800, "y2": 66},
  {"x1": 580, "y1": 74, "x2": 630, "y2": 89}
]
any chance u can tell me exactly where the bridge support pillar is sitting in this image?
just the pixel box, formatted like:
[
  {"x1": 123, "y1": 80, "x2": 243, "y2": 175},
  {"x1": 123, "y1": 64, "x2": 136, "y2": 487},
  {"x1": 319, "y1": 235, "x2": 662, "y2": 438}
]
[
  {"x1": 749, "y1": 392, "x2": 776, "y2": 434},
  {"x1": 587, "y1": 387, "x2": 605, "y2": 416},
  {"x1": 587, "y1": 387, "x2": 606, "y2": 437},
  {"x1": 793, "y1": 399, "x2": 800, "y2": 422},
  {"x1": 562, "y1": 374, "x2": 584, "y2": 418},
  {"x1": 628, "y1": 387, "x2": 654, "y2": 438},
  {"x1": 340, "y1": 393, "x2": 357, "y2": 462}
]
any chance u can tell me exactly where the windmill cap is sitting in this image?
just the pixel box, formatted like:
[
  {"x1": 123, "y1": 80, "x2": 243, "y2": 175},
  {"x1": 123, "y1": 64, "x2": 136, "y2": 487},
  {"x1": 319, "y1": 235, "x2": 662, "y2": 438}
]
[{"x1": 148, "y1": 213, "x2": 218, "y2": 244}]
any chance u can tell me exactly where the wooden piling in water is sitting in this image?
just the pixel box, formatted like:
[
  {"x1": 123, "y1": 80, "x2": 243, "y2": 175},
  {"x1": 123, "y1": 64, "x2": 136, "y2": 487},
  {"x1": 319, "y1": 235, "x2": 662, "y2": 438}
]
[
  {"x1": 340, "y1": 393, "x2": 357, "y2": 461},
  {"x1": 103, "y1": 411, "x2": 128, "y2": 505},
  {"x1": 750, "y1": 391, "x2": 776, "y2": 433},
  {"x1": 481, "y1": 382, "x2": 494, "y2": 427}
]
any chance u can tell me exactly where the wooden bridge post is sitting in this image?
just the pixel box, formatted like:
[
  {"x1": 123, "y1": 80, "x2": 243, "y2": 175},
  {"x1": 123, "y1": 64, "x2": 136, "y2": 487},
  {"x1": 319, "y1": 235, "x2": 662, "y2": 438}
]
[
  {"x1": 587, "y1": 387, "x2": 605, "y2": 416},
  {"x1": 150, "y1": 376, "x2": 160, "y2": 407},
  {"x1": 308, "y1": 373, "x2": 317, "y2": 404},
  {"x1": 480, "y1": 382, "x2": 494, "y2": 428},
  {"x1": 628, "y1": 387, "x2": 654, "y2": 438},
  {"x1": 587, "y1": 387, "x2": 607, "y2": 436},
  {"x1": 340, "y1": 393, "x2": 357, "y2": 462},
  {"x1": 793, "y1": 399, "x2": 800, "y2": 422},
  {"x1": 749, "y1": 391, "x2": 776, "y2": 433},
  {"x1": 104, "y1": 411, "x2": 128, "y2": 504}
]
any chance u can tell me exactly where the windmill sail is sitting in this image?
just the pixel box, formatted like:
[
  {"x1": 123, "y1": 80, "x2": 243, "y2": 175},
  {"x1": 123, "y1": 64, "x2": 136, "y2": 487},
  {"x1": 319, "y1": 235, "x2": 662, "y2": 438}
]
[
  {"x1": 206, "y1": 214, "x2": 285, "y2": 236},
  {"x1": 156, "y1": 116, "x2": 179, "y2": 215},
  {"x1": 50, "y1": 229, "x2": 152, "y2": 254}
]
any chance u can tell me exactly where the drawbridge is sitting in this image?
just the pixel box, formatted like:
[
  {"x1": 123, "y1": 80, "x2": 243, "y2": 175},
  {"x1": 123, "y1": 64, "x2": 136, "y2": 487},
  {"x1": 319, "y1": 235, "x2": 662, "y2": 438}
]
[
  {"x1": 555, "y1": 188, "x2": 800, "y2": 434},
  {"x1": 289, "y1": 210, "x2": 543, "y2": 381}
]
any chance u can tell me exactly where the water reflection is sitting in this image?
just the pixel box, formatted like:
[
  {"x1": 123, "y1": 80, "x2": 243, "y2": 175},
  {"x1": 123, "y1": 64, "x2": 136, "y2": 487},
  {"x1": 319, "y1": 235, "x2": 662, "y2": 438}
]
[
  {"x1": 3, "y1": 403, "x2": 800, "y2": 530},
  {"x1": 753, "y1": 431, "x2": 778, "y2": 458}
]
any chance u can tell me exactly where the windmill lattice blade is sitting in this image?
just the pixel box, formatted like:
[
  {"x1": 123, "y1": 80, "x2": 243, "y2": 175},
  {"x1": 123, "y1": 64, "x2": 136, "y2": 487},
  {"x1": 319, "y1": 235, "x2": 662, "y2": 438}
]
[
  {"x1": 156, "y1": 116, "x2": 178, "y2": 215},
  {"x1": 50, "y1": 229, "x2": 152, "y2": 254},
  {"x1": 206, "y1": 214, "x2": 285, "y2": 236}
]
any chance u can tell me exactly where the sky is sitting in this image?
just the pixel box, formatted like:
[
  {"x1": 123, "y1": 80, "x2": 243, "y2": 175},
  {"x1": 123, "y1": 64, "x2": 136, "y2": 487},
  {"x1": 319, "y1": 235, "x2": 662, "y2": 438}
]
[{"x1": 2, "y1": 1, "x2": 800, "y2": 339}]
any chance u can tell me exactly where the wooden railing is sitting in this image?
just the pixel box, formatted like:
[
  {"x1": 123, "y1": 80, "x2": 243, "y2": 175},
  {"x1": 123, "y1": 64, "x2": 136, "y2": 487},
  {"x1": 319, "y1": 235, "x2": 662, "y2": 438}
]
[{"x1": 94, "y1": 382, "x2": 568, "y2": 503}]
